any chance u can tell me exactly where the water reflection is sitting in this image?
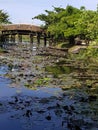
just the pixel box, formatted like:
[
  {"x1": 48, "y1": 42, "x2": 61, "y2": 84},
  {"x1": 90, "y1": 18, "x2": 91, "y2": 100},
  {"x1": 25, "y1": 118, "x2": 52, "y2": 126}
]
[
  {"x1": 0, "y1": 65, "x2": 8, "y2": 75},
  {"x1": 0, "y1": 92, "x2": 98, "y2": 130},
  {"x1": 0, "y1": 65, "x2": 98, "y2": 130}
]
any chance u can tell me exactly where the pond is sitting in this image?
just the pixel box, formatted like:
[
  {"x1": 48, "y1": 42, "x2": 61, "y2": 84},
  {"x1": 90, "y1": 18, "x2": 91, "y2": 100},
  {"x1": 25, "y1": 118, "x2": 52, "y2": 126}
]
[
  {"x1": 0, "y1": 64, "x2": 98, "y2": 130},
  {"x1": 0, "y1": 42, "x2": 98, "y2": 130},
  {"x1": 0, "y1": 65, "x2": 63, "y2": 130}
]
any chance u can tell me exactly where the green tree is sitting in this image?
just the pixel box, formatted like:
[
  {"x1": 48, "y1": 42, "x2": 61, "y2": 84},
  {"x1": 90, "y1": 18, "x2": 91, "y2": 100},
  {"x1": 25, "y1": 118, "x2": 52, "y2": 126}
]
[
  {"x1": 0, "y1": 10, "x2": 11, "y2": 24},
  {"x1": 33, "y1": 5, "x2": 98, "y2": 45},
  {"x1": 75, "y1": 9, "x2": 98, "y2": 42}
]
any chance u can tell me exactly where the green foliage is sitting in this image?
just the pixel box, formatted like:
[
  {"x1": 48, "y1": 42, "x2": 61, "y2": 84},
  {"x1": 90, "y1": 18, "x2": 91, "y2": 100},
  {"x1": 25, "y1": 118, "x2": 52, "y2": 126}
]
[
  {"x1": 84, "y1": 42, "x2": 98, "y2": 58},
  {"x1": 0, "y1": 10, "x2": 11, "y2": 24},
  {"x1": 76, "y1": 10, "x2": 98, "y2": 40},
  {"x1": 45, "y1": 65, "x2": 72, "y2": 78},
  {"x1": 0, "y1": 47, "x2": 5, "y2": 52},
  {"x1": 33, "y1": 5, "x2": 98, "y2": 45},
  {"x1": 34, "y1": 77, "x2": 50, "y2": 86},
  {"x1": 71, "y1": 42, "x2": 98, "y2": 63}
]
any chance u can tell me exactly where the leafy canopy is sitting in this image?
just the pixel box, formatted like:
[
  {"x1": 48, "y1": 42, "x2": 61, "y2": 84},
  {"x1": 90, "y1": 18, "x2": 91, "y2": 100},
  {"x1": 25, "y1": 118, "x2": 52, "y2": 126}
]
[
  {"x1": 0, "y1": 10, "x2": 11, "y2": 24},
  {"x1": 33, "y1": 5, "x2": 98, "y2": 43}
]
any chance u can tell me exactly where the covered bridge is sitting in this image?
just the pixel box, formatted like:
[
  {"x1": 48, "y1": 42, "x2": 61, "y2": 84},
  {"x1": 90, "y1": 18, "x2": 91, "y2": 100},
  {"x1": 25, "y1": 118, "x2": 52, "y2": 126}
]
[{"x1": 0, "y1": 24, "x2": 48, "y2": 46}]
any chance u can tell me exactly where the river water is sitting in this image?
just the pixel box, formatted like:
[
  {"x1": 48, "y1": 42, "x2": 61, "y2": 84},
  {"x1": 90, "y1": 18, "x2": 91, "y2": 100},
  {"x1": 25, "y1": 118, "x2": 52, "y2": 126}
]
[
  {"x1": 0, "y1": 65, "x2": 65, "y2": 130},
  {"x1": 0, "y1": 42, "x2": 98, "y2": 130},
  {"x1": 0, "y1": 65, "x2": 98, "y2": 130}
]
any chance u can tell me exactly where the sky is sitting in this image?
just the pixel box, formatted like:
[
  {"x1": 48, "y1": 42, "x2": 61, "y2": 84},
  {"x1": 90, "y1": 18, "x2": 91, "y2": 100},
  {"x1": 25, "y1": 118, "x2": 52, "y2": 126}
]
[{"x1": 0, "y1": 0, "x2": 98, "y2": 25}]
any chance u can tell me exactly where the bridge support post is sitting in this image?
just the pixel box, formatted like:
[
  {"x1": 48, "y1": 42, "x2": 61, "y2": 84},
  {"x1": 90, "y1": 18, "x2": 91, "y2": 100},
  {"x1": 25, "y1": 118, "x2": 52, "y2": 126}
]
[
  {"x1": 30, "y1": 34, "x2": 34, "y2": 51},
  {"x1": 1, "y1": 35, "x2": 9, "y2": 48},
  {"x1": 48, "y1": 32, "x2": 53, "y2": 46},
  {"x1": 43, "y1": 32, "x2": 47, "y2": 47},
  {"x1": 30, "y1": 34, "x2": 33, "y2": 44},
  {"x1": 18, "y1": 34, "x2": 22, "y2": 43},
  {"x1": 37, "y1": 32, "x2": 40, "y2": 47},
  {"x1": 5, "y1": 35, "x2": 9, "y2": 43},
  {"x1": 10, "y1": 35, "x2": 15, "y2": 43},
  {"x1": 0, "y1": 35, "x2": 5, "y2": 47}
]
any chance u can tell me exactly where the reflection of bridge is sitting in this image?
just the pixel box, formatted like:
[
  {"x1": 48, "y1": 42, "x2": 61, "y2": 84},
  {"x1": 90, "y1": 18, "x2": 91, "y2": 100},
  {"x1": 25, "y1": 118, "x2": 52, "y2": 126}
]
[{"x1": 0, "y1": 24, "x2": 48, "y2": 46}]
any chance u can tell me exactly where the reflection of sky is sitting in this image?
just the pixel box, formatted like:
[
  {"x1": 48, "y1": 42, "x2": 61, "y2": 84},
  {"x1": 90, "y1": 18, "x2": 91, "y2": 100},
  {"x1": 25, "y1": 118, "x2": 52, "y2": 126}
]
[
  {"x1": 0, "y1": 77, "x2": 62, "y2": 98},
  {"x1": 0, "y1": 66, "x2": 8, "y2": 75},
  {"x1": 0, "y1": 65, "x2": 63, "y2": 97},
  {"x1": 0, "y1": 0, "x2": 98, "y2": 25},
  {"x1": 0, "y1": 65, "x2": 62, "y2": 98}
]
